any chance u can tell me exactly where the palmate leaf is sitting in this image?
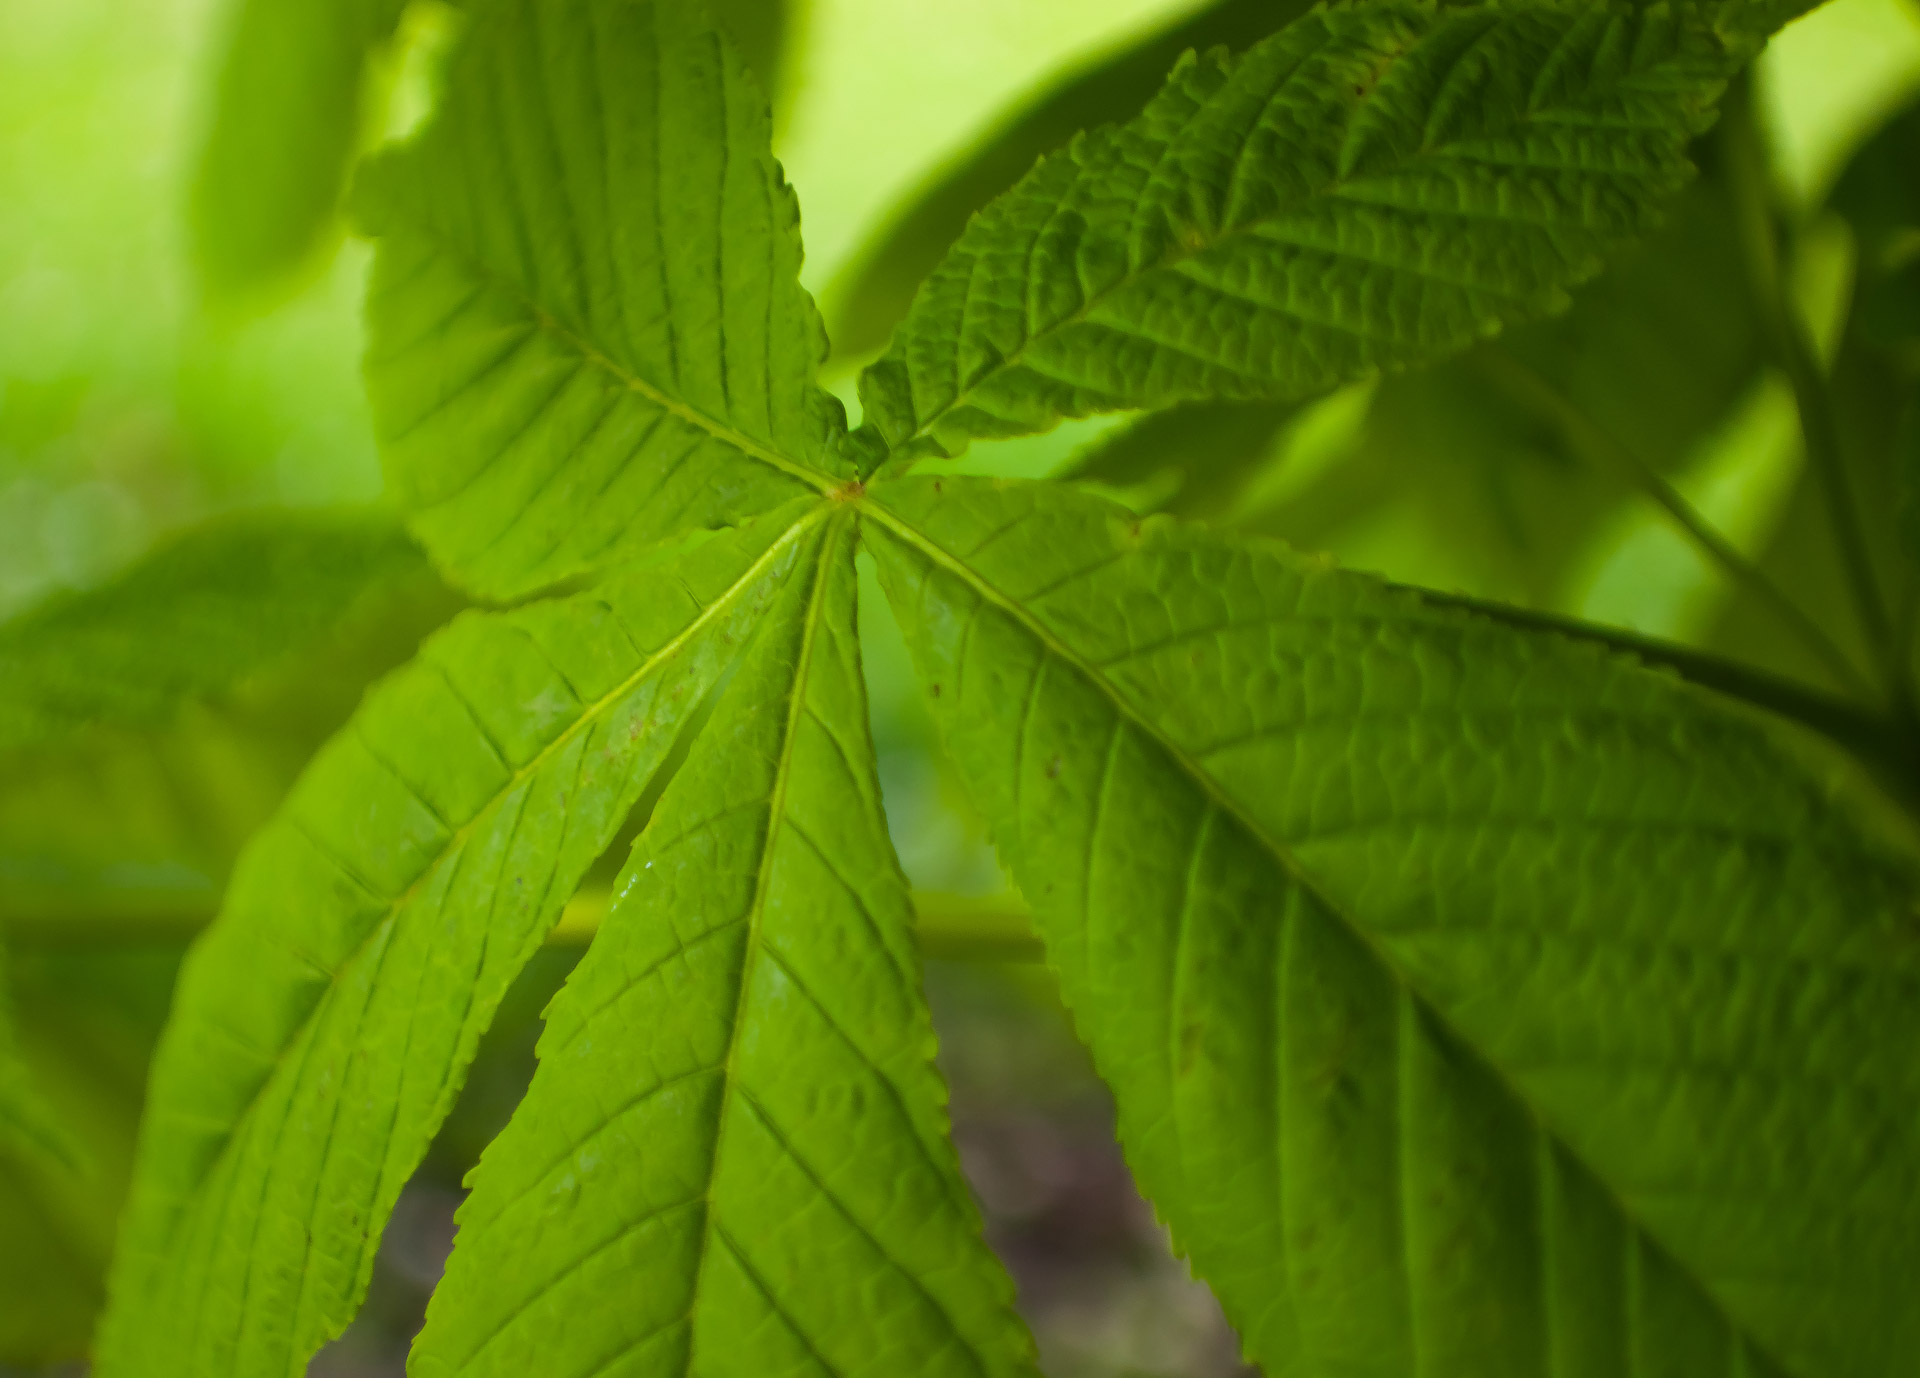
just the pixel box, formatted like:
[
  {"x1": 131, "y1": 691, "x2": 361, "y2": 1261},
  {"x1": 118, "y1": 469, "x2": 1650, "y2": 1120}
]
[
  {"x1": 863, "y1": 476, "x2": 1920, "y2": 1378},
  {"x1": 94, "y1": 504, "x2": 829, "y2": 1378},
  {"x1": 413, "y1": 510, "x2": 1032, "y2": 1378},
  {"x1": 859, "y1": 2, "x2": 1759, "y2": 464},
  {"x1": 357, "y1": 0, "x2": 849, "y2": 601}
]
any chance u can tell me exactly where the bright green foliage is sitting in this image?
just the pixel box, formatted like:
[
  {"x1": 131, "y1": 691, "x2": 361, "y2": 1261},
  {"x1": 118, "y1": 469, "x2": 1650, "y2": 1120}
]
[
  {"x1": 864, "y1": 475, "x2": 1920, "y2": 1378},
  {"x1": 191, "y1": 0, "x2": 408, "y2": 305},
  {"x1": 356, "y1": 0, "x2": 847, "y2": 602},
  {"x1": 860, "y1": 4, "x2": 1752, "y2": 462},
  {"x1": 80, "y1": 2, "x2": 1920, "y2": 1377},
  {"x1": 414, "y1": 511, "x2": 1033, "y2": 1378},
  {"x1": 0, "y1": 510, "x2": 436, "y2": 752},
  {"x1": 95, "y1": 506, "x2": 821, "y2": 1377}
]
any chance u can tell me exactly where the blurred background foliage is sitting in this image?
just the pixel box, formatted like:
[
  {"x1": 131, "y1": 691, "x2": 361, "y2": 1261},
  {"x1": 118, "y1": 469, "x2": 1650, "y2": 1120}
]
[{"x1": 2, "y1": 0, "x2": 1918, "y2": 1372}]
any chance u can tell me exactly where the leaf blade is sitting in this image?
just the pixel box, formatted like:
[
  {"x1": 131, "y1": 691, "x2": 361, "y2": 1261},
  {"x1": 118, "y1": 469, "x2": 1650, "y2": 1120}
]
[
  {"x1": 95, "y1": 501, "x2": 832, "y2": 1378},
  {"x1": 859, "y1": 2, "x2": 1755, "y2": 463},
  {"x1": 413, "y1": 510, "x2": 1034, "y2": 1378},
  {"x1": 864, "y1": 475, "x2": 1920, "y2": 1378},
  {"x1": 358, "y1": 0, "x2": 848, "y2": 600}
]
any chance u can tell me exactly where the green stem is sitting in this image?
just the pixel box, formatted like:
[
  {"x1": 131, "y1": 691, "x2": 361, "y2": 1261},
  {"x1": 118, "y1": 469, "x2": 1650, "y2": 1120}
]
[
  {"x1": 1477, "y1": 350, "x2": 1879, "y2": 704},
  {"x1": 1720, "y1": 73, "x2": 1896, "y2": 687}
]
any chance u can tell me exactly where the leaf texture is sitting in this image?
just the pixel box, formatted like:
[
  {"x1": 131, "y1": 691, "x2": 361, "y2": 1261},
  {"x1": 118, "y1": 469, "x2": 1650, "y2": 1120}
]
[
  {"x1": 859, "y1": 2, "x2": 1754, "y2": 462},
  {"x1": 94, "y1": 502, "x2": 831, "y2": 1378},
  {"x1": 863, "y1": 476, "x2": 1920, "y2": 1378},
  {"x1": 358, "y1": 0, "x2": 849, "y2": 601},
  {"x1": 413, "y1": 509, "x2": 1034, "y2": 1378}
]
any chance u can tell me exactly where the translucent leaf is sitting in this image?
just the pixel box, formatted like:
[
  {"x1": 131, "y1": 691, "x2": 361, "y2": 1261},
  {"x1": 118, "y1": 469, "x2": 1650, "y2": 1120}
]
[
  {"x1": 191, "y1": 0, "x2": 408, "y2": 306},
  {"x1": 358, "y1": 0, "x2": 850, "y2": 601},
  {"x1": 865, "y1": 475, "x2": 1920, "y2": 1378},
  {"x1": 859, "y1": 3, "x2": 1758, "y2": 463},
  {"x1": 413, "y1": 510, "x2": 1033, "y2": 1378},
  {"x1": 94, "y1": 501, "x2": 833, "y2": 1378}
]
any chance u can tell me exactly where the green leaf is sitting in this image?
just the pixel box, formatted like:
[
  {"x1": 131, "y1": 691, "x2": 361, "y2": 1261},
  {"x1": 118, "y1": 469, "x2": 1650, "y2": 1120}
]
[
  {"x1": 357, "y1": 0, "x2": 850, "y2": 601},
  {"x1": 0, "y1": 508, "x2": 442, "y2": 754},
  {"x1": 858, "y1": 2, "x2": 1757, "y2": 464},
  {"x1": 94, "y1": 500, "x2": 833, "y2": 1378},
  {"x1": 0, "y1": 943, "x2": 79, "y2": 1176},
  {"x1": 192, "y1": 0, "x2": 409, "y2": 306},
  {"x1": 1706, "y1": 93, "x2": 1920, "y2": 694},
  {"x1": 712, "y1": 0, "x2": 799, "y2": 122},
  {"x1": 822, "y1": 0, "x2": 1319, "y2": 361},
  {"x1": 863, "y1": 475, "x2": 1920, "y2": 1378},
  {"x1": 0, "y1": 943, "x2": 184, "y2": 1367},
  {"x1": 1058, "y1": 399, "x2": 1301, "y2": 520},
  {"x1": 1066, "y1": 150, "x2": 1766, "y2": 595},
  {"x1": 412, "y1": 509, "x2": 1033, "y2": 1378},
  {"x1": 0, "y1": 510, "x2": 455, "y2": 935}
]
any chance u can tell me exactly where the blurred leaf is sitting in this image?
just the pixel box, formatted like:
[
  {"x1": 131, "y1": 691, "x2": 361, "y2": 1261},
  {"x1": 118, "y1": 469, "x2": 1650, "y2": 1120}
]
[
  {"x1": 1057, "y1": 400, "x2": 1299, "y2": 520},
  {"x1": 0, "y1": 943, "x2": 79, "y2": 1176},
  {"x1": 0, "y1": 942, "x2": 184, "y2": 1366},
  {"x1": 1831, "y1": 95, "x2": 1920, "y2": 266},
  {"x1": 860, "y1": 6, "x2": 1754, "y2": 465},
  {"x1": 0, "y1": 510, "x2": 458, "y2": 929},
  {"x1": 191, "y1": 0, "x2": 411, "y2": 307},
  {"x1": 822, "y1": 0, "x2": 1317, "y2": 362},
  {"x1": 0, "y1": 507, "x2": 442, "y2": 752},
  {"x1": 1709, "y1": 93, "x2": 1920, "y2": 691}
]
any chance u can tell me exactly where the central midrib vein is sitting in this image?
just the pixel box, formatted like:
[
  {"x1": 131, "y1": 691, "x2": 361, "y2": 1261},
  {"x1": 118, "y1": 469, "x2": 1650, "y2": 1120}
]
[
  {"x1": 857, "y1": 494, "x2": 1807, "y2": 1377},
  {"x1": 891, "y1": 9, "x2": 1735, "y2": 454},
  {"x1": 149, "y1": 504, "x2": 833, "y2": 1278}
]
